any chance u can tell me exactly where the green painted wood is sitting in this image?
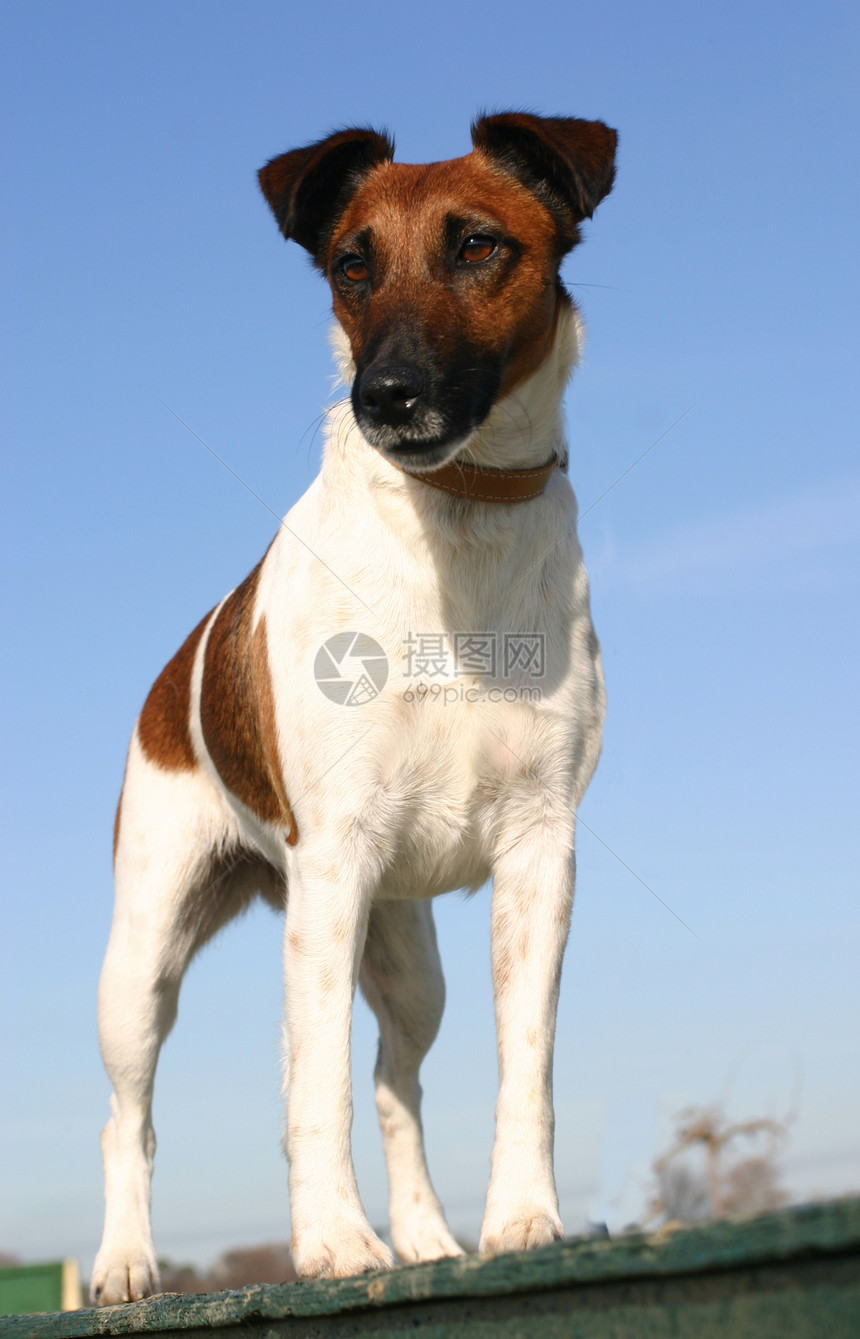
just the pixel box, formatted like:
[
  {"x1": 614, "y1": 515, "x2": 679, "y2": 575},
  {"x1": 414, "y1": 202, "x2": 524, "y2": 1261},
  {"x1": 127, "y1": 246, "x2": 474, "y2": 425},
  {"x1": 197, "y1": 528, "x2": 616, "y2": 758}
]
[
  {"x1": 0, "y1": 1266, "x2": 64, "y2": 1318},
  {"x1": 3, "y1": 1199, "x2": 859, "y2": 1338}
]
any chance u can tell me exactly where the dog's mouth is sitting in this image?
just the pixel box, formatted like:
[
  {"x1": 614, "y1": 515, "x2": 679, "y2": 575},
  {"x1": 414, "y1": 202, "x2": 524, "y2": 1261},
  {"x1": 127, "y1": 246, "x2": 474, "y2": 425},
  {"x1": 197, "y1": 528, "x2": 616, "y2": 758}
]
[
  {"x1": 364, "y1": 429, "x2": 467, "y2": 473},
  {"x1": 351, "y1": 353, "x2": 500, "y2": 471}
]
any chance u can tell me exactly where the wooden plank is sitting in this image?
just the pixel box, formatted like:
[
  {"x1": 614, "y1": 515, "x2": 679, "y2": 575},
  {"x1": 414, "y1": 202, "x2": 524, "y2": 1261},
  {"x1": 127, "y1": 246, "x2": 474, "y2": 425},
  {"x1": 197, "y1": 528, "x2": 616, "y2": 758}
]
[{"x1": 3, "y1": 1199, "x2": 858, "y2": 1338}]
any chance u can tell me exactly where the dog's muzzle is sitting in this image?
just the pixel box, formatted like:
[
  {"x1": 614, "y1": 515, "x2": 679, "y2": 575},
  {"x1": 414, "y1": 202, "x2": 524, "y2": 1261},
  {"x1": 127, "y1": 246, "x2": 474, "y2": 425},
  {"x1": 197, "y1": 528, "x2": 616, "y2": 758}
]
[
  {"x1": 352, "y1": 349, "x2": 500, "y2": 467},
  {"x1": 357, "y1": 363, "x2": 425, "y2": 430}
]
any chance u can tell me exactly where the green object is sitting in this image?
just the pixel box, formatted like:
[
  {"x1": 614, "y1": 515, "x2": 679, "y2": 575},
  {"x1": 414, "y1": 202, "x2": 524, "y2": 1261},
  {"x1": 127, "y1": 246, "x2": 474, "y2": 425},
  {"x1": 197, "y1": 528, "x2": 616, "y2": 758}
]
[
  {"x1": 0, "y1": 1266, "x2": 64, "y2": 1318},
  {"x1": 2, "y1": 1199, "x2": 859, "y2": 1337}
]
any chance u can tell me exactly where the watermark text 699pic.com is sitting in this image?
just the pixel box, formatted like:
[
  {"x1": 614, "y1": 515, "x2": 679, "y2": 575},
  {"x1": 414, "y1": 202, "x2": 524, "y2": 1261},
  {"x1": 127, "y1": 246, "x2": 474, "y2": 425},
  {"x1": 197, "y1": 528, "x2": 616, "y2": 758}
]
[{"x1": 314, "y1": 630, "x2": 547, "y2": 708}]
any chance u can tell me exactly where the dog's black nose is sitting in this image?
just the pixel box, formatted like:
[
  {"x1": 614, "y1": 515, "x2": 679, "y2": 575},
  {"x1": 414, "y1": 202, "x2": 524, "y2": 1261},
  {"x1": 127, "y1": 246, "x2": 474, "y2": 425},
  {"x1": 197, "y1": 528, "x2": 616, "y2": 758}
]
[{"x1": 358, "y1": 364, "x2": 424, "y2": 423}]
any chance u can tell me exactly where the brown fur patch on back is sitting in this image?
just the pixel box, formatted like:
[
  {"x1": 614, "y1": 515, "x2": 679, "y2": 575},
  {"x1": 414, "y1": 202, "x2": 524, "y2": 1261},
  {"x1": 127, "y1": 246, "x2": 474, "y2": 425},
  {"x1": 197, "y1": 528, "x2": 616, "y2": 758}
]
[
  {"x1": 139, "y1": 611, "x2": 212, "y2": 771},
  {"x1": 200, "y1": 563, "x2": 298, "y2": 843}
]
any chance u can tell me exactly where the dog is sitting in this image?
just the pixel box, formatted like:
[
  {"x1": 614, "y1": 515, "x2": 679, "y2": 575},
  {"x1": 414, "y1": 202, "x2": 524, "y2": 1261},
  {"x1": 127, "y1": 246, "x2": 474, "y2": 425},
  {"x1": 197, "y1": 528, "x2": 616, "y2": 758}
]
[{"x1": 91, "y1": 112, "x2": 617, "y2": 1303}]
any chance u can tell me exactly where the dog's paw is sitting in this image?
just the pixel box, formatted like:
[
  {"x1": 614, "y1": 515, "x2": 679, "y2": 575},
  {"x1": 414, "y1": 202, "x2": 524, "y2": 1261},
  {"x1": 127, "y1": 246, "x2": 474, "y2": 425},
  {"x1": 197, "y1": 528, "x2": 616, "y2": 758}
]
[
  {"x1": 479, "y1": 1208, "x2": 563, "y2": 1255},
  {"x1": 392, "y1": 1212, "x2": 465, "y2": 1265},
  {"x1": 291, "y1": 1221, "x2": 394, "y2": 1279},
  {"x1": 90, "y1": 1244, "x2": 160, "y2": 1305}
]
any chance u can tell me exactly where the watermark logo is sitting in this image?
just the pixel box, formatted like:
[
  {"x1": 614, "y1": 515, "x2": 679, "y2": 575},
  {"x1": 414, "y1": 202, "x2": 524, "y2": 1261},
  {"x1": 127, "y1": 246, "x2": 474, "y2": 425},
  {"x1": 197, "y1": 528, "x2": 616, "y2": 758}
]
[
  {"x1": 402, "y1": 631, "x2": 545, "y2": 681},
  {"x1": 403, "y1": 681, "x2": 542, "y2": 705},
  {"x1": 314, "y1": 632, "x2": 389, "y2": 706}
]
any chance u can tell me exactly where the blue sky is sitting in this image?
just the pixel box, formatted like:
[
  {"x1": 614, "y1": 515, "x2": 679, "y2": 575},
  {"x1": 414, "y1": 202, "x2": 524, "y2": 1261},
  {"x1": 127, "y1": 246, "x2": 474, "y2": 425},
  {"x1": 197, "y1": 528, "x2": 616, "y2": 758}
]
[{"x1": 2, "y1": 0, "x2": 858, "y2": 1272}]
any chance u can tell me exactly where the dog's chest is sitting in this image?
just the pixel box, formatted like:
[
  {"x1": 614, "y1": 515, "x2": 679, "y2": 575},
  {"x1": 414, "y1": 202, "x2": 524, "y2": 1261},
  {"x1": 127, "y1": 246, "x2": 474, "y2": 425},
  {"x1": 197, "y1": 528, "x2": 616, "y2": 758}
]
[
  {"x1": 259, "y1": 467, "x2": 604, "y2": 897},
  {"x1": 370, "y1": 688, "x2": 543, "y2": 898}
]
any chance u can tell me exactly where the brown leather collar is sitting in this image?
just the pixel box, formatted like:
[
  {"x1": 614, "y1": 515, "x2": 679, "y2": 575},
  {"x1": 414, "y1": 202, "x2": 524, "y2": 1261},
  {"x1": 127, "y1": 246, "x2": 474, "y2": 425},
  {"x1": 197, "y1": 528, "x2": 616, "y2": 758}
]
[{"x1": 396, "y1": 451, "x2": 561, "y2": 503}]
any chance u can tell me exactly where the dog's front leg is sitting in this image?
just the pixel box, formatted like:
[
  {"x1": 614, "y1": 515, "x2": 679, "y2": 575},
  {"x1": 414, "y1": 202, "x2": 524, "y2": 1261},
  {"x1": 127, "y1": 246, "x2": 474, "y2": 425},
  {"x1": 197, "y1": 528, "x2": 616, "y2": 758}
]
[
  {"x1": 480, "y1": 835, "x2": 575, "y2": 1253},
  {"x1": 284, "y1": 849, "x2": 394, "y2": 1278}
]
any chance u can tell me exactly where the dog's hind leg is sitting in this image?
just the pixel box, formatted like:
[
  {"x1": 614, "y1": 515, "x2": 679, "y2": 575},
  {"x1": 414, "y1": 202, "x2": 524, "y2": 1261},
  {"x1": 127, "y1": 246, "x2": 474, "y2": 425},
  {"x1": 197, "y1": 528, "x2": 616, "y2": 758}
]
[
  {"x1": 359, "y1": 900, "x2": 463, "y2": 1264},
  {"x1": 91, "y1": 734, "x2": 281, "y2": 1304}
]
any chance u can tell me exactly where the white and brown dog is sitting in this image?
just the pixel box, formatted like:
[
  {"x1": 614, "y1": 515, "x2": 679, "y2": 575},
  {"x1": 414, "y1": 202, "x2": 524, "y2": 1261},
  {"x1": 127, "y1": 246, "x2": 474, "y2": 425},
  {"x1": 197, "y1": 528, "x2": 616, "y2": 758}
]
[{"x1": 91, "y1": 112, "x2": 617, "y2": 1303}]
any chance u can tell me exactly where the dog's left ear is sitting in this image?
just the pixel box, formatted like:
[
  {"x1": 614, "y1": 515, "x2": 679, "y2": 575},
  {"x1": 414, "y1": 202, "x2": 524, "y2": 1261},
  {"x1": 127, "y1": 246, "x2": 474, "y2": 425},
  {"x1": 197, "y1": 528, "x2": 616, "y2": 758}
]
[
  {"x1": 471, "y1": 112, "x2": 617, "y2": 253},
  {"x1": 259, "y1": 127, "x2": 394, "y2": 265}
]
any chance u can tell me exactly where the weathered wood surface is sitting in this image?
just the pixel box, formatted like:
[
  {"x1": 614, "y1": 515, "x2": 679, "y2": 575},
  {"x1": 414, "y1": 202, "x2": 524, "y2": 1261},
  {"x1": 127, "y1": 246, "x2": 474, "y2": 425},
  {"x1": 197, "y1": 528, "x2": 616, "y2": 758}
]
[{"x1": 4, "y1": 1198, "x2": 859, "y2": 1338}]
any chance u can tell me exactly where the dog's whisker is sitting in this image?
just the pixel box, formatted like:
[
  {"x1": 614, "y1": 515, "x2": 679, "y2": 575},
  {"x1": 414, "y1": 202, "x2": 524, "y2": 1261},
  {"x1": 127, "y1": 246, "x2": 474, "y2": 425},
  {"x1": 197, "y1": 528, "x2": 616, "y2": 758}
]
[
  {"x1": 568, "y1": 281, "x2": 633, "y2": 292},
  {"x1": 499, "y1": 392, "x2": 535, "y2": 447},
  {"x1": 297, "y1": 408, "x2": 330, "y2": 468}
]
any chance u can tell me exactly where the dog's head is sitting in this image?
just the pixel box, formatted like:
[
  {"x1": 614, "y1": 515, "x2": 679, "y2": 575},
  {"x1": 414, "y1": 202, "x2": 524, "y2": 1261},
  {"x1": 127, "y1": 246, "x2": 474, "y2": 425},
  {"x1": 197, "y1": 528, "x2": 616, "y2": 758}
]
[{"x1": 259, "y1": 114, "x2": 617, "y2": 469}]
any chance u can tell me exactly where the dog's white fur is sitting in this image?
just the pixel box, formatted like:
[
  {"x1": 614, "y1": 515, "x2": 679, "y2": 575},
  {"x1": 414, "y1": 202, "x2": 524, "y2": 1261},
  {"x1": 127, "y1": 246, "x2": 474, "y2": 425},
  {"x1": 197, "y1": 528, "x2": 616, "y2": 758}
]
[{"x1": 91, "y1": 303, "x2": 605, "y2": 1301}]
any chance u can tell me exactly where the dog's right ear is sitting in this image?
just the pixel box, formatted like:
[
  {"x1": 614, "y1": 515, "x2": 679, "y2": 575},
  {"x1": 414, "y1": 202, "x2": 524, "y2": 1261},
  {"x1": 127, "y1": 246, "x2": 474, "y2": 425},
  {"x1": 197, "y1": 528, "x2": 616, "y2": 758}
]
[{"x1": 258, "y1": 128, "x2": 394, "y2": 265}]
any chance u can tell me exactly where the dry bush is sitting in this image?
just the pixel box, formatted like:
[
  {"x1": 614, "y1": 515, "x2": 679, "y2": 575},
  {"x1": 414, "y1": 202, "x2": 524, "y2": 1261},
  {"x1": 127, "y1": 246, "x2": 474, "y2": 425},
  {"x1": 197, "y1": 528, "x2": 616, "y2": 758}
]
[
  {"x1": 158, "y1": 1242, "x2": 297, "y2": 1294},
  {"x1": 649, "y1": 1102, "x2": 791, "y2": 1225},
  {"x1": 721, "y1": 1155, "x2": 788, "y2": 1217}
]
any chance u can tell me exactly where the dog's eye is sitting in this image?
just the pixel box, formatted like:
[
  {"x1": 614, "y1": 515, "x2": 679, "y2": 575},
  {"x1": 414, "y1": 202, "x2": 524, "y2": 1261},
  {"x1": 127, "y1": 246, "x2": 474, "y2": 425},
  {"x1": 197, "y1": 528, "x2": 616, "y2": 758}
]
[
  {"x1": 459, "y1": 235, "x2": 497, "y2": 264},
  {"x1": 340, "y1": 256, "x2": 369, "y2": 283}
]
